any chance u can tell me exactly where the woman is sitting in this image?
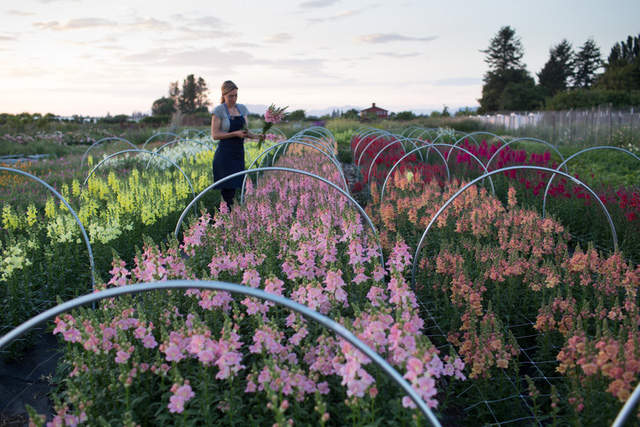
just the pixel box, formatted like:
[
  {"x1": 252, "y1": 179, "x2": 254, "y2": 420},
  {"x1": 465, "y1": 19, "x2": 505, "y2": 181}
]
[{"x1": 211, "y1": 80, "x2": 260, "y2": 208}]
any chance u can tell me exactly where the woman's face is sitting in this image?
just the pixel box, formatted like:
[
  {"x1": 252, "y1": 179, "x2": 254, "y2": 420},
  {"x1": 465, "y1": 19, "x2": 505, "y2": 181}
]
[{"x1": 224, "y1": 89, "x2": 238, "y2": 106}]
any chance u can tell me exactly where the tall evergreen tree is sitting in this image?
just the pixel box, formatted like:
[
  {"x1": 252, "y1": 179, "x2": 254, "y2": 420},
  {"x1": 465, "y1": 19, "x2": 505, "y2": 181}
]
[
  {"x1": 537, "y1": 39, "x2": 574, "y2": 98},
  {"x1": 481, "y1": 26, "x2": 525, "y2": 74},
  {"x1": 597, "y1": 34, "x2": 640, "y2": 90},
  {"x1": 478, "y1": 26, "x2": 538, "y2": 112},
  {"x1": 176, "y1": 75, "x2": 211, "y2": 114},
  {"x1": 572, "y1": 37, "x2": 602, "y2": 89}
]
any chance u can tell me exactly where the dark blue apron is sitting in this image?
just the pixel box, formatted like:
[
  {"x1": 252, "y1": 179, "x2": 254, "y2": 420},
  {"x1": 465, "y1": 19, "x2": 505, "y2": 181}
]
[{"x1": 213, "y1": 105, "x2": 245, "y2": 189}]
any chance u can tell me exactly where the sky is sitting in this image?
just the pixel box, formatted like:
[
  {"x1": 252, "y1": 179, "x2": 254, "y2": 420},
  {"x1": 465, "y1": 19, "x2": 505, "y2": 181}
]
[{"x1": 1, "y1": 0, "x2": 639, "y2": 117}]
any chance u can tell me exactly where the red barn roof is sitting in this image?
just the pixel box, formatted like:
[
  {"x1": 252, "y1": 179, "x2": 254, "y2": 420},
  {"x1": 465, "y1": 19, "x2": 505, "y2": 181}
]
[{"x1": 360, "y1": 103, "x2": 388, "y2": 118}]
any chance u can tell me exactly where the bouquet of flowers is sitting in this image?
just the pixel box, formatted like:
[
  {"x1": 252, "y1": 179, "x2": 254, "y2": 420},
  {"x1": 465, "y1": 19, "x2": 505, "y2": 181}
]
[{"x1": 258, "y1": 104, "x2": 288, "y2": 149}]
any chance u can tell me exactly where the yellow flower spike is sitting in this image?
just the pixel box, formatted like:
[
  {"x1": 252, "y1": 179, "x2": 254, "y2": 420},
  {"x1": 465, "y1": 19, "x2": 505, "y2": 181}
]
[
  {"x1": 2, "y1": 205, "x2": 18, "y2": 230},
  {"x1": 60, "y1": 183, "x2": 70, "y2": 201},
  {"x1": 107, "y1": 171, "x2": 119, "y2": 192},
  {"x1": 72, "y1": 179, "x2": 81, "y2": 198},
  {"x1": 44, "y1": 197, "x2": 56, "y2": 219},
  {"x1": 406, "y1": 171, "x2": 414, "y2": 183},
  {"x1": 26, "y1": 204, "x2": 38, "y2": 227},
  {"x1": 87, "y1": 155, "x2": 93, "y2": 166}
]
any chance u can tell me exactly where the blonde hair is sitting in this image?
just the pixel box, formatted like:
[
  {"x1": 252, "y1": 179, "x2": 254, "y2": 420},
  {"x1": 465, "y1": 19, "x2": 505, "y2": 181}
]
[{"x1": 220, "y1": 80, "x2": 238, "y2": 104}]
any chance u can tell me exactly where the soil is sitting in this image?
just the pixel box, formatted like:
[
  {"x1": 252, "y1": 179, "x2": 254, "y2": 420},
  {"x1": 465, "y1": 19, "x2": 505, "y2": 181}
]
[{"x1": 0, "y1": 332, "x2": 61, "y2": 426}]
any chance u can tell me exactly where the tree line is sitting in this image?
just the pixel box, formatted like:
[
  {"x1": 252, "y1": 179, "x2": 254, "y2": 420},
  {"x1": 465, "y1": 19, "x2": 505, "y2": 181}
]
[{"x1": 478, "y1": 27, "x2": 640, "y2": 113}]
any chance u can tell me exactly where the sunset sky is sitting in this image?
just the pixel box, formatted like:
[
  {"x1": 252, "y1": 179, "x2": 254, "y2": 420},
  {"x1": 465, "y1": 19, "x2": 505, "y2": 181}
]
[{"x1": 1, "y1": 0, "x2": 638, "y2": 117}]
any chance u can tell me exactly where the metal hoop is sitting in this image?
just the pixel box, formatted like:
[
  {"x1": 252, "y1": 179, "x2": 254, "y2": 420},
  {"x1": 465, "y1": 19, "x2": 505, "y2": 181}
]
[
  {"x1": 174, "y1": 167, "x2": 384, "y2": 268},
  {"x1": 0, "y1": 280, "x2": 441, "y2": 426},
  {"x1": 411, "y1": 165, "x2": 619, "y2": 288},
  {"x1": 81, "y1": 137, "x2": 137, "y2": 167},
  {"x1": 542, "y1": 146, "x2": 640, "y2": 219},
  {"x1": 0, "y1": 167, "x2": 95, "y2": 290}
]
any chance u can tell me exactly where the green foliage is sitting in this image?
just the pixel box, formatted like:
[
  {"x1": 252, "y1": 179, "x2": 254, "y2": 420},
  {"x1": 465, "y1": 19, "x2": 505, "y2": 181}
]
[
  {"x1": 480, "y1": 68, "x2": 537, "y2": 113},
  {"x1": 544, "y1": 88, "x2": 640, "y2": 110},
  {"x1": 572, "y1": 37, "x2": 602, "y2": 89},
  {"x1": 393, "y1": 111, "x2": 416, "y2": 121},
  {"x1": 537, "y1": 39, "x2": 574, "y2": 98},
  {"x1": 597, "y1": 33, "x2": 640, "y2": 91},
  {"x1": 500, "y1": 77, "x2": 542, "y2": 110},
  {"x1": 481, "y1": 26, "x2": 526, "y2": 74},
  {"x1": 286, "y1": 109, "x2": 306, "y2": 121},
  {"x1": 151, "y1": 97, "x2": 176, "y2": 116},
  {"x1": 478, "y1": 25, "x2": 537, "y2": 113}
]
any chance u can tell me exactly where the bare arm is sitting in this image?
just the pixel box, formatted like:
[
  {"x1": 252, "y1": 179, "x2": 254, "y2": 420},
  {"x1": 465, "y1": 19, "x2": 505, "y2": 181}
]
[
  {"x1": 244, "y1": 116, "x2": 261, "y2": 140},
  {"x1": 211, "y1": 114, "x2": 247, "y2": 140}
]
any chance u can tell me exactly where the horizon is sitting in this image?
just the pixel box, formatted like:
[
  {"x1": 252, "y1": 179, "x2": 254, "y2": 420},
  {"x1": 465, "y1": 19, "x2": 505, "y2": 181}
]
[
  {"x1": 1, "y1": 0, "x2": 638, "y2": 117},
  {"x1": 18, "y1": 103, "x2": 474, "y2": 119}
]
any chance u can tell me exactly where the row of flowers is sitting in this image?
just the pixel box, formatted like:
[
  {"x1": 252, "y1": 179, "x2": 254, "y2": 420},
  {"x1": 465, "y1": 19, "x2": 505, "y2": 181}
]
[
  {"x1": 0, "y1": 136, "x2": 281, "y2": 354},
  {"x1": 31, "y1": 145, "x2": 467, "y2": 426},
  {"x1": 354, "y1": 130, "x2": 640, "y2": 424},
  {"x1": 351, "y1": 134, "x2": 640, "y2": 263}
]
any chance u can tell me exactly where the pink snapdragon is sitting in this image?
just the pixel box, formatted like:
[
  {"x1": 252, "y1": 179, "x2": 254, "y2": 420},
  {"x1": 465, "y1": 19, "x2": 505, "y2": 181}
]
[{"x1": 168, "y1": 381, "x2": 195, "y2": 414}]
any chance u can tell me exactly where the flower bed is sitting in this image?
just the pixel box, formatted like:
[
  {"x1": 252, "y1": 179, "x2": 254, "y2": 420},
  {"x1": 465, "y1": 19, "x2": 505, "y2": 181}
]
[
  {"x1": 1, "y1": 127, "x2": 639, "y2": 425},
  {"x1": 35, "y1": 147, "x2": 465, "y2": 426}
]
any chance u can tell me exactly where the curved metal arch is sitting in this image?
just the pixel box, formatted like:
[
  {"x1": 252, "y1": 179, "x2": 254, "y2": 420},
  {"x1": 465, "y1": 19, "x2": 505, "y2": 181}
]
[
  {"x1": 353, "y1": 128, "x2": 390, "y2": 152},
  {"x1": 271, "y1": 137, "x2": 336, "y2": 166},
  {"x1": 285, "y1": 131, "x2": 335, "y2": 156},
  {"x1": 175, "y1": 167, "x2": 384, "y2": 268},
  {"x1": 365, "y1": 137, "x2": 420, "y2": 183},
  {"x1": 350, "y1": 127, "x2": 384, "y2": 156},
  {"x1": 292, "y1": 125, "x2": 335, "y2": 143},
  {"x1": 268, "y1": 127, "x2": 286, "y2": 139},
  {"x1": 288, "y1": 134, "x2": 336, "y2": 158},
  {"x1": 430, "y1": 130, "x2": 480, "y2": 148},
  {"x1": 542, "y1": 146, "x2": 640, "y2": 219},
  {"x1": 351, "y1": 126, "x2": 378, "y2": 142},
  {"x1": 486, "y1": 137, "x2": 567, "y2": 173},
  {"x1": 379, "y1": 145, "x2": 451, "y2": 206},
  {"x1": 433, "y1": 143, "x2": 496, "y2": 195},
  {"x1": 449, "y1": 133, "x2": 481, "y2": 150},
  {"x1": 290, "y1": 127, "x2": 335, "y2": 152},
  {"x1": 410, "y1": 165, "x2": 619, "y2": 288},
  {"x1": 141, "y1": 132, "x2": 181, "y2": 151},
  {"x1": 412, "y1": 128, "x2": 441, "y2": 142},
  {"x1": 613, "y1": 382, "x2": 640, "y2": 426},
  {"x1": 452, "y1": 131, "x2": 509, "y2": 150},
  {"x1": 295, "y1": 125, "x2": 333, "y2": 142},
  {"x1": 81, "y1": 137, "x2": 137, "y2": 167},
  {"x1": 356, "y1": 133, "x2": 396, "y2": 168},
  {"x1": 81, "y1": 149, "x2": 197, "y2": 217},
  {"x1": 379, "y1": 143, "x2": 496, "y2": 206},
  {"x1": 145, "y1": 138, "x2": 215, "y2": 170},
  {"x1": 0, "y1": 280, "x2": 441, "y2": 426},
  {"x1": 401, "y1": 126, "x2": 427, "y2": 139},
  {"x1": 178, "y1": 129, "x2": 209, "y2": 140},
  {"x1": 248, "y1": 141, "x2": 348, "y2": 191},
  {"x1": 353, "y1": 129, "x2": 391, "y2": 161},
  {"x1": 0, "y1": 167, "x2": 96, "y2": 290}
]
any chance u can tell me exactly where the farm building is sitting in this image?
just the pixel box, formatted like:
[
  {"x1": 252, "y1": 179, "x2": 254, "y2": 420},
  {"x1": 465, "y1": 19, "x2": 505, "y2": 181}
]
[{"x1": 360, "y1": 103, "x2": 388, "y2": 118}]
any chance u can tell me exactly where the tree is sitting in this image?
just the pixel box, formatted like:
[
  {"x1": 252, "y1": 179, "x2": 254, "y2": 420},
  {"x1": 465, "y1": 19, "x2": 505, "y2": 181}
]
[
  {"x1": 500, "y1": 76, "x2": 541, "y2": 110},
  {"x1": 481, "y1": 26, "x2": 525, "y2": 74},
  {"x1": 178, "y1": 75, "x2": 210, "y2": 114},
  {"x1": 393, "y1": 111, "x2": 416, "y2": 121},
  {"x1": 537, "y1": 39, "x2": 574, "y2": 98},
  {"x1": 152, "y1": 75, "x2": 210, "y2": 115},
  {"x1": 152, "y1": 96, "x2": 176, "y2": 116},
  {"x1": 342, "y1": 109, "x2": 360, "y2": 120},
  {"x1": 597, "y1": 34, "x2": 640, "y2": 91},
  {"x1": 287, "y1": 109, "x2": 306, "y2": 121},
  {"x1": 478, "y1": 26, "x2": 533, "y2": 113},
  {"x1": 572, "y1": 37, "x2": 602, "y2": 89}
]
